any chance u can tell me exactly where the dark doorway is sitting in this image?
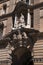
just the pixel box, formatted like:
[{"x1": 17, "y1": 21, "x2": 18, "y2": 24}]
[{"x1": 11, "y1": 47, "x2": 34, "y2": 65}]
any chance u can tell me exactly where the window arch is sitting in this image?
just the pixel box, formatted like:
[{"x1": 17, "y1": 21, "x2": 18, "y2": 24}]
[
  {"x1": 26, "y1": 0, "x2": 29, "y2": 4},
  {"x1": 0, "y1": 22, "x2": 4, "y2": 39}
]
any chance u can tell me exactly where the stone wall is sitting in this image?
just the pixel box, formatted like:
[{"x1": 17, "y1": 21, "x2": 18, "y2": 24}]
[{"x1": 33, "y1": 0, "x2": 43, "y2": 65}]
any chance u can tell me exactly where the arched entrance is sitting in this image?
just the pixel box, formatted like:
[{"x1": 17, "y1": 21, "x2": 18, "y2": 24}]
[{"x1": 11, "y1": 47, "x2": 34, "y2": 65}]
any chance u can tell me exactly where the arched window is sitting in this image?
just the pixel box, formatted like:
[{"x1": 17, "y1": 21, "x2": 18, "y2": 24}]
[
  {"x1": 0, "y1": 22, "x2": 4, "y2": 39},
  {"x1": 26, "y1": 0, "x2": 29, "y2": 4}
]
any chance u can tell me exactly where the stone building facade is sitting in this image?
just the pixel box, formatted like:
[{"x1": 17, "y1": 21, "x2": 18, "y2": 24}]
[{"x1": 0, "y1": 0, "x2": 43, "y2": 65}]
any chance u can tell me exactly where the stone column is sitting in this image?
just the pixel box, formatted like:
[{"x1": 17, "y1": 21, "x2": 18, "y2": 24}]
[
  {"x1": 27, "y1": 9, "x2": 31, "y2": 28},
  {"x1": 3, "y1": 20, "x2": 7, "y2": 36},
  {"x1": 26, "y1": 0, "x2": 31, "y2": 28},
  {"x1": 29, "y1": 0, "x2": 31, "y2": 5},
  {"x1": 14, "y1": 15, "x2": 18, "y2": 29}
]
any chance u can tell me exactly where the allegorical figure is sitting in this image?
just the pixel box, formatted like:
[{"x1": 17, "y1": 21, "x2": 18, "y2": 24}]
[{"x1": 14, "y1": 13, "x2": 25, "y2": 29}]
